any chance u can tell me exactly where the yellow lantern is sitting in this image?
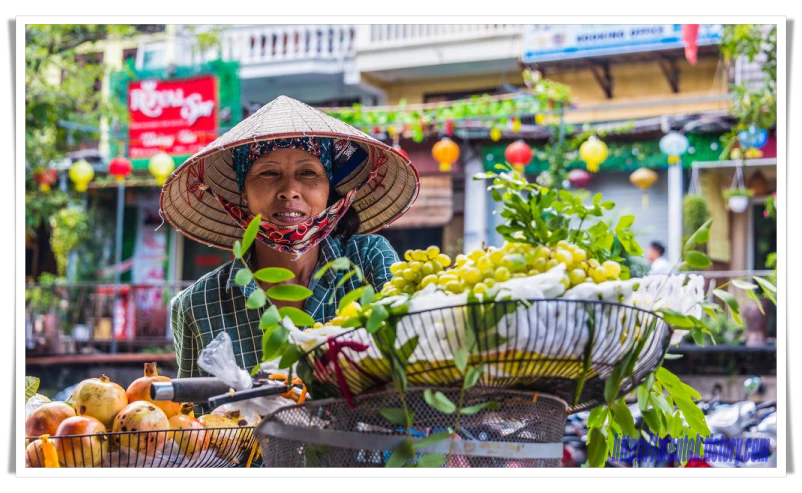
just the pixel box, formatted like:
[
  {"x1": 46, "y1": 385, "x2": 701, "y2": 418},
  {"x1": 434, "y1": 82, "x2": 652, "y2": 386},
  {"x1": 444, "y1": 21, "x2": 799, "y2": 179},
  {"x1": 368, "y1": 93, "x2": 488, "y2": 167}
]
[
  {"x1": 579, "y1": 136, "x2": 608, "y2": 172},
  {"x1": 148, "y1": 152, "x2": 176, "y2": 185},
  {"x1": 69, "y1": 159, "x2": 94, "y2": 192},
  {"x1": 629, "y1": 167, "x2": 659, "y2": 209},
  {"x1": 490, "y1": 127, "x2": 502, "y2": 142},
  {"x1": 432, "y1": 137, "x2": 460, "y2": 172}
]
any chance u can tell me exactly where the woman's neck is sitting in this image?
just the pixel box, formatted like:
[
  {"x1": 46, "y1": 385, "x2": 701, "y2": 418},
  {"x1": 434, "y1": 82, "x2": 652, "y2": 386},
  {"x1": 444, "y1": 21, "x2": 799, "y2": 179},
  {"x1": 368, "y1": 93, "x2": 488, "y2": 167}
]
[{"x1": 251, "y1": 241, "x2": 321, "y2": 289}]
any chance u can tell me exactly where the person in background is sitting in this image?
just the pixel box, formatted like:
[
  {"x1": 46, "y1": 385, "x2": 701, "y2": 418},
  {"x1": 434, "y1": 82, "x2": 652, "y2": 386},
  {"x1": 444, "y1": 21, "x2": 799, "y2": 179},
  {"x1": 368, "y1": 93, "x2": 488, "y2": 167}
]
[{"x1": 647, "y1": 241, "x2": 673, "y2": 275}]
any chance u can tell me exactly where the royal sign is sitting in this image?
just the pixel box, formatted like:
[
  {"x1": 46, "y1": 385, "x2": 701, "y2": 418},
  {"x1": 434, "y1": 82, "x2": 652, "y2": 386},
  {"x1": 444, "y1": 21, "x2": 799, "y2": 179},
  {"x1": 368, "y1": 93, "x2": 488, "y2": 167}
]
[{"x1": 127, "y1": 76, "x2": 218, "y2": 159}]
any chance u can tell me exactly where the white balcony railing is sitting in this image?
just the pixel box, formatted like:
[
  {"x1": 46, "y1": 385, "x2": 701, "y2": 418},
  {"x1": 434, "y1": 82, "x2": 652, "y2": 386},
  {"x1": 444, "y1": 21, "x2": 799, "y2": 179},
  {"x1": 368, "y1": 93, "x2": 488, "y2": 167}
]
[
  {"x1": 178, "y1": 25, "x2": 357, "y2": 68},
  {"x1": 358, "y1": 24, "x2": 523, "y2": 51}
]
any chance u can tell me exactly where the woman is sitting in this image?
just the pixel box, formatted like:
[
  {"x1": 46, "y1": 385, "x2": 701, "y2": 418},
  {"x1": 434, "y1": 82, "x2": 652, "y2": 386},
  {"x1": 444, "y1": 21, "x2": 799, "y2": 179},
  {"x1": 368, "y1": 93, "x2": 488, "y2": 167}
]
[{"x1": 160, "y1": 96, "x2": 419, "y2": 379}]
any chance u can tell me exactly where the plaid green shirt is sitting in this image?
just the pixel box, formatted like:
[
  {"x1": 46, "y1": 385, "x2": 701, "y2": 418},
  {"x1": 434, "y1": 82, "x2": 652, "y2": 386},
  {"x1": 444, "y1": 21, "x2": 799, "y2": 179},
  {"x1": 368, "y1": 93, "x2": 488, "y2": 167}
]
[{"x1": 171, "y1": 234, "x2": 398, "y2": 379}]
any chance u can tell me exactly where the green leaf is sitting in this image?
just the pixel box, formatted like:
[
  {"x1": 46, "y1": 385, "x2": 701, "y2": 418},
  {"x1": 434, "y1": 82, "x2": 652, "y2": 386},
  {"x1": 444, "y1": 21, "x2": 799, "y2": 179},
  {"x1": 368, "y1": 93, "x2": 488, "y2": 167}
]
[
  {"x1": 250, "y1": 364, "x2": 261, "y2": 376},
  {"x1": 253, "y1": 267, "x2": 295, "y2": 283},
  {"x1": 380, "y1": 407, "x2": 414, "y2": 427},
  {"x1": 615, "y1": 215, "x2": 635, "y2": 231},
  {"x1": 588, "y1": 405, "x2": 608, "y2": 428},
  {"x1": 232, "y1": 240, "x2": 242, "y2": 259},
  {"x1": 732, "y1": 279, "x2": 758, "y2": 290},
  {"x1": 259, "y1": 305, "x2": 281, "y2": 329},
  {"x1": 235, "y1": 268, "x2": 253, "y2": 286},
  {"x1": 241, "y1": 214, "x2": 261, "y2": 254},
  {"x1": 690, "y1": 327, "x2": 706, "y2": 346},
  {"x1": 396, "y1": 335, "x2": 419, "y2": 365},
  {"x1": 360, "y1": 285, "x2": 375, "y2": 306},
  {"x1": 604, "y1": 358, "x2": 625, "y2": 404},
  {"x1": 386, "y1": 438, "x2": 414, "y2": 468},
  {"x1": 278, "y1": 307, "x2": 315, "y2": 327},
  {"x1": 463, "y1": 364, "x2": 484, "y2": 389},
  {"x1": 753, "y1": 276, "x2": 777, "y2": 305},
  {"x1": 587, "y1": 427, "x2": 608, "y2": 468},
  {"x1": 332, "y1": 257, "x2": 351, "y2": 271},
  {"x1": 267, "y1": 285, "x2": 313, "y2": 302},
  {"x1": 684, "y1": 251, "x2": 711, "y2": 269},
  {"x1": 338, "y1": 286, "x2": 366, "y2": 315},
  {"x1": 745, "y1": 289, "x2": 765, "y2": 315},
  {"x1": 713, "y1": 289, "x2": 742, "y2": 326},
  {"x1": 461, "y1": 401, "x2": 500, "y2": 415},
  {"x1": 25, "y1": 376, "x2": 40, "y2": 403},
  {"x1": 610, "y1": 401, "x2": 637, "y2": 438},
  {"x1": 636, "y1": 385, "x2": 649, "y2": 411},
  {"x1": 366, "y1": 304, "x2": 389, "y2": 333},
  {"x1": 416, "y1": 453, "x2": 446, "y2": 468},
  {"x1": 415, "y1": 431, "x2": 452, "y2": 449},
  {"x1": 262, "y1": 325, "x2": 289, "y2": 360},
  {"x1": 658, "y1": 309, "x2": 695, "y2": 328},
  {"x1": 278, "y1": 345, "x2": 303, "y2": 369},
  {"x1": 246, "y1": 289, "x2": 267, "y2": 309},
  {"x1": 313, "y1": 259, "x2": 337, "y2": 280},
  {"x1": 454, "y1": 347, "x2": 468, "y2": 373},
  {"x1": 423, "y1": 389, "x2": 456, "y2": 414},
  {"x1": 674, "y1": 394, "x2": 711, "y2": 437},
  {"x1": 684, "y1": 218, "x2": 712, "y2": 252},
  {"x1": 641, "y1": 409, "x2": 662, "y2": 435}
]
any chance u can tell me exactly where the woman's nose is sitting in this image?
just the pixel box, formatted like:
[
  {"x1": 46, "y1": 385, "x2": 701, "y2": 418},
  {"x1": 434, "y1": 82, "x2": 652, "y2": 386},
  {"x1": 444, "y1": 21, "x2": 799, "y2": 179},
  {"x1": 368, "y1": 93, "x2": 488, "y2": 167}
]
[{"x1": 276, "y1": 177, "x2": 301, "y2": 200}]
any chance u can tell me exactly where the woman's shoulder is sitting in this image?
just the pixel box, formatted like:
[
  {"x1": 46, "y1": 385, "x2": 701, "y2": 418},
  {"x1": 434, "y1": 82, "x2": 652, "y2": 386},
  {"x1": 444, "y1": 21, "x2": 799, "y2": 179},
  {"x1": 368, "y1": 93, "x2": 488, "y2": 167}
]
[
  {"x1": 172, "y1": 258, "x2": 238, "y2": 308},
  {"x1": 341, "y1": 234, "x2": 396, "y2": 256}
]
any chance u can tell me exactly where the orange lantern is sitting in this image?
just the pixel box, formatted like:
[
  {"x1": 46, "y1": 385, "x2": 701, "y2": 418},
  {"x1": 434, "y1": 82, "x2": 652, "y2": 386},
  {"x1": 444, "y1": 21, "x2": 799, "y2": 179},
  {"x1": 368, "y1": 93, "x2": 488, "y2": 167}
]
[
  {"x1": 629, "y1": 167, "x2": 659, "y2": 209},
  {"x1": 432, "y1": 137, "x2": 460, "y2": 172}
]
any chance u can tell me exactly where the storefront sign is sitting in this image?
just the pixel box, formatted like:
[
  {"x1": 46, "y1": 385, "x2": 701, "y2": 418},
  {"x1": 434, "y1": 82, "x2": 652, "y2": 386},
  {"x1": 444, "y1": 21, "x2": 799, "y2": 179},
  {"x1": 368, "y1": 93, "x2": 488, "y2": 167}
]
[
  {"x1": 522, "y1": 24, "x2": 721, "y2": 63},
  {"x1": 128, "y1": 76, "x2": 218, "y2": 160}
]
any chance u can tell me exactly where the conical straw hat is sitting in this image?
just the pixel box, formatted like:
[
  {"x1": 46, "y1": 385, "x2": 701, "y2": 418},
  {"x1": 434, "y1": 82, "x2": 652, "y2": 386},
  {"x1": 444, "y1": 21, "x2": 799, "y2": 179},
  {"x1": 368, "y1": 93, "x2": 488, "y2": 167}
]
[{"x1": 160, "y1": 96, "x2": 420, "y2": 251}]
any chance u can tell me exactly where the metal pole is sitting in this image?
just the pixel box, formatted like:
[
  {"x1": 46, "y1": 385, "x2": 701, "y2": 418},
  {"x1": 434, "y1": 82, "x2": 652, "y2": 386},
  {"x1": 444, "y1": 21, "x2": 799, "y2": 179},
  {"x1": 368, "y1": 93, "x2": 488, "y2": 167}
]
[{"x1": 111, "y1": 180, "x2": 124, "y2": 354}]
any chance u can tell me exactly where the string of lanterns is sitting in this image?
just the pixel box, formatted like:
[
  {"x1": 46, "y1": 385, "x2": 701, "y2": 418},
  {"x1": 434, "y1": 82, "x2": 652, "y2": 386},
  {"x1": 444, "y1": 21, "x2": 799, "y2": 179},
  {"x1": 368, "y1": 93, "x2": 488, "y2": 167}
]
[{"x1": 61, "y1": 152, "x2": 176, "y2": 192}]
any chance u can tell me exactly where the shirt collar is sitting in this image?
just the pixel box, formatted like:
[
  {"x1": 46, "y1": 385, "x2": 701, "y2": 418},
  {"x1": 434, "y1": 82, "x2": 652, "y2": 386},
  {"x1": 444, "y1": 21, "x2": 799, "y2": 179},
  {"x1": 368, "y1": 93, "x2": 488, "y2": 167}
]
[{"x1": 226, "y1": 237, "x2": 344, "y2": 295}]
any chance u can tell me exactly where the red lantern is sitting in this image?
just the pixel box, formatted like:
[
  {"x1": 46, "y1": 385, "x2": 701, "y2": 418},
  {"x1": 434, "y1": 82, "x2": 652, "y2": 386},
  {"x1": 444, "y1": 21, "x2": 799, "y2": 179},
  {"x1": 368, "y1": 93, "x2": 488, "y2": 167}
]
[
  {"x1": 504, "y1": 140, "x2": 532, "y2": 173},
  {"x1": 393, "y1": 145, "x2": 409, "y2": 159},
  {"x1": 108, "y1": 156, "x2": 133, "y2": 182},
  {"x1": 567, "y1": 168, "x2": 593, "y2": 188},
  {"x1": 33, "y1": 168, "x2": 58, "y2": 192}
]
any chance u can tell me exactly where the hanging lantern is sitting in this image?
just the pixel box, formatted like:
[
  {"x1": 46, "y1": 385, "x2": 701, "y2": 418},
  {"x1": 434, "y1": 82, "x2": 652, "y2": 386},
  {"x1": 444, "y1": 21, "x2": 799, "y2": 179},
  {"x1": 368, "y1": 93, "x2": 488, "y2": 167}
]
[
  {"x1": 432, "y1": 137, "x2": 460, "y2": 172},
  {"x1": 393, "y1": 145, "x2": 409, "y2": 159},
  {"x1": 630, "y1": 167, "x2": 659, "y2": 209},
  {"x1": 504, "y1": 140, "x2": 532, "y2": 174},
  {"x1": 737, "y1": 125, "x2": 769, "y2": 150},
  {"x1": 659, "y1": 132, "x2": 689, "y2": 165},
  {"x1": 148, "y1": 152, "x2": 175, "y2": 185},
  {"x1": 567, "y1": 168, "x2": 593, "y2": 188},
  {"x1": 535, "y1": 114, "x2": 545, "y2": 125},
  {"x1": 109, "y1": 156, "x2": 133, "y2": 182},
  {"x1": 511, "y1": 117, "x2": 521, "y2": 133},
  {"x1": 69, "y1": 159, "x2": 94, "y2": 192},
  {"x1": 33, "y1": 167, "x2": 58, "y2": 192},
  {"x1": 579, "y1": 136, "x2": 608, "y2": 172},
  {"x1": 490, "y1": 127, "x2": 502, "y2": 142}
]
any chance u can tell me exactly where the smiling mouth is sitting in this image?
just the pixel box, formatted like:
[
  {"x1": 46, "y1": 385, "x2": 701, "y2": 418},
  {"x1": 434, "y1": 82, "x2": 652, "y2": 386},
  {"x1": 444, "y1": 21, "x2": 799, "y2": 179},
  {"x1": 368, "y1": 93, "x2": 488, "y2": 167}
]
[{"x1": 272, "y1": 211, "x2": 308, "y2": 224}]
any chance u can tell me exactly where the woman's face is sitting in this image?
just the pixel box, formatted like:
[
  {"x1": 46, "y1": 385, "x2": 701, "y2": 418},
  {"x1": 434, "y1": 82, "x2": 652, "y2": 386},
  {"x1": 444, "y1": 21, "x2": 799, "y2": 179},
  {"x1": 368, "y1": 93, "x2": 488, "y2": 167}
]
[{"x1": 242, "y1": 148, "x2": 330, "y2": 226}]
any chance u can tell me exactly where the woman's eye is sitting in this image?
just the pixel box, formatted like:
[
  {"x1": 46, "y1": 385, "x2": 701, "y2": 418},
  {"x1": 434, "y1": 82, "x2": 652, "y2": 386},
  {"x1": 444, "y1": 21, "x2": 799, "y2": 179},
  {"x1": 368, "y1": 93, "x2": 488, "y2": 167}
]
[
  {"x1": 260, "y1": 170, "x2": 279, "y2": 177},
  {"x1": 300, "y1": 169, "x2": 317, "y2": 177}
]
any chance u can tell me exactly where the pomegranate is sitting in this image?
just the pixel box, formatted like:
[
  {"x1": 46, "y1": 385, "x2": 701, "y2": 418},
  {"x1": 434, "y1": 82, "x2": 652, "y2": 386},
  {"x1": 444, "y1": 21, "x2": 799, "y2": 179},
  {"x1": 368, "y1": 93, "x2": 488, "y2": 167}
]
[
  {"x1": 198, "y1": 410, "x2": 254, "y2": 462},
  {"x1": 126, "y1": 362, "x2": 181, "y2": 418},
  {"x1": 25, "y1": 434, "x2": 60, "y2": 468},
  {"x1": 54, "y1": 415, "x2": 108, "y2": 467},
  {"x1": 168, "y1": 403, "x2": 209, "y2": 459},
  {"x1": 112, "y1": 400, "x2": 170, "y2": 457},
  {"x1": 25, "y1": 402, "x2": 75, "y2": 443},
  {"x1": 72, "y1": 374, "x2": 128, "y2": 428}
]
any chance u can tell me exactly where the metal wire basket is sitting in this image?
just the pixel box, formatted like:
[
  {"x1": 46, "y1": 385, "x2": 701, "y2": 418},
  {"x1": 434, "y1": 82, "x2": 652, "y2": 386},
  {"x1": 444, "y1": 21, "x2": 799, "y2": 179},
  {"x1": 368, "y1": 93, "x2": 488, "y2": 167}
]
[
  {"x1": 299, "y1": 299, "x2": 671, "y2": 411},
  {"x1": 25, "y1": 427, "x2": 259, "y2": 468},
  {"x1": 257, "y1": 387, "x2": 567, "y2": 468}
]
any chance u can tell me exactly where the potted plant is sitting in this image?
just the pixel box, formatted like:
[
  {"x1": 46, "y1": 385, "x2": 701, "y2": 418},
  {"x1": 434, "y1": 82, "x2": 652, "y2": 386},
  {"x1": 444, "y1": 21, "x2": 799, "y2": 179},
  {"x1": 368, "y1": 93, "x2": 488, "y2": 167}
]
[{"x1": 724, "y1": 187, "x2": 754, "y2": 213}]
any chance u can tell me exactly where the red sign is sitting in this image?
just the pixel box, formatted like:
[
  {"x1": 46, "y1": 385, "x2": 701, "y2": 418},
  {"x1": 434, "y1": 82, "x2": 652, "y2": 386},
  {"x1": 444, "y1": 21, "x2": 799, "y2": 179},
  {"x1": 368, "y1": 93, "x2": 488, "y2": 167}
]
[{"x1": 128, "y1": 76, "x2": 218, "y2": 159}]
